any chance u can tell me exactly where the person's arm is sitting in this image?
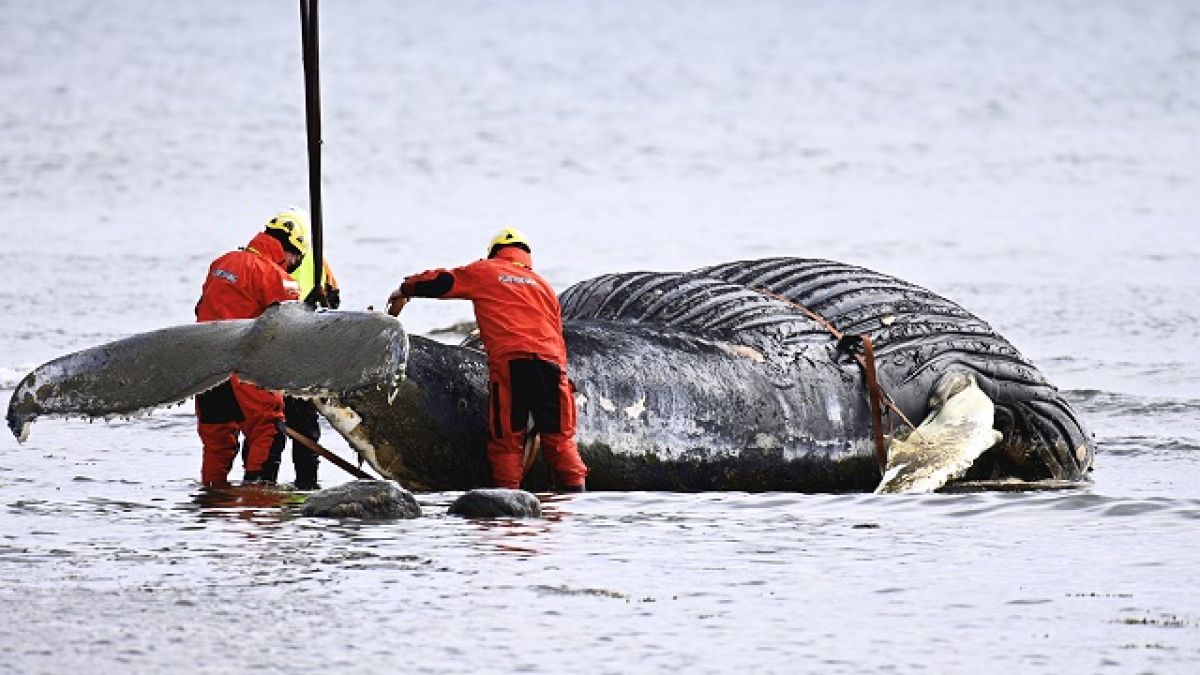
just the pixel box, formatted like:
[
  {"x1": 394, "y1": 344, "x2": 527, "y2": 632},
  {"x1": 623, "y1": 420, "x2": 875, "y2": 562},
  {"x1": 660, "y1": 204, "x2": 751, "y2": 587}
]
[
  {"x1": 261, "y1": 265, "x2": 302, "y2": 308},
  {"x1": 322, "y1": 260, "x2": 340, "y2": 309},
  {"x1": 386, "y1": 291, "x2": 408, "y2": 316},
  {"x1": 386, "y1": 262, "x2": 480, "y2": 316},
  {"x1": 402, "y1": 269, "x2": 456, "y2": 297}
]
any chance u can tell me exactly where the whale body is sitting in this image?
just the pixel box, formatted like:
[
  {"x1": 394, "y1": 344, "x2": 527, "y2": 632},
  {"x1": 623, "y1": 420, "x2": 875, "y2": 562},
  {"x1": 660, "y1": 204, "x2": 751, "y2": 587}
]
[{"x1": 6, "y1": 257, "x2": 1095, "y2": 493}]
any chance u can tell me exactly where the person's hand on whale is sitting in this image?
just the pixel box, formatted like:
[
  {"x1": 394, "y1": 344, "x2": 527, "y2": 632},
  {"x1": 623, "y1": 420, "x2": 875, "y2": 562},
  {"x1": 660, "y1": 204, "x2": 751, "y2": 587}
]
[{"x1": 386, "y1": 287, "x2": 409, "y2": 316}]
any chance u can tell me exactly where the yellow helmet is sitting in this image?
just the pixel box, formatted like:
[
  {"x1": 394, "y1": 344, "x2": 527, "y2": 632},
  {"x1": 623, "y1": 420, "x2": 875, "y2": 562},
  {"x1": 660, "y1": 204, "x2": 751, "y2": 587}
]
[
  {"x1": 265, "y1": 207, "x2": 310, "y2": 255},
  {"x1": 487, "y1": 227, "x2": 531, "y2": 257}
]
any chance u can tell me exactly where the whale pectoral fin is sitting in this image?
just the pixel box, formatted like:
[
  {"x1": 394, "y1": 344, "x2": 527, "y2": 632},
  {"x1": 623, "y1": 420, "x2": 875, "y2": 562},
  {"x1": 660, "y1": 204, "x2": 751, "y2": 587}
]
[
  {"x1": 234, "y1": 305, "x2": 409, "y2": 397},
  {"x1": 875, "y1": 375, "x2": 1003, "y2": 494},
  {"x1": 6, "y1": 304, "x2": 408, "y2": 442},
  {"x1": 6, "y1": 321, "x2": 246, "y2": 442}
]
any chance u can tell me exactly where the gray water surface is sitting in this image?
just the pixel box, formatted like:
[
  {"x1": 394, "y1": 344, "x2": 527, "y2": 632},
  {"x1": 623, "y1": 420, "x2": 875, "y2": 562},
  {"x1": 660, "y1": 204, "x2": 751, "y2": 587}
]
[
  {"x1": 2, "y1": 1, "x2": 1199, "y2": 673},
  {"x1": 3, "y1": 400, "x2": 1198, "y2": 674}
]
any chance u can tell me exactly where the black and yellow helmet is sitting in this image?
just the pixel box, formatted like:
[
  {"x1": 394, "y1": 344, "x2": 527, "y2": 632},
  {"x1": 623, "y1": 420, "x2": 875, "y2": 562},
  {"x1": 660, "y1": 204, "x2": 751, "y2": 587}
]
[
  {"x1": 487, "y1": 227, "x2": 531, "y2": 257},
  {"x1": 265, "y1": 207, "x2": 309, "y2": 255}
]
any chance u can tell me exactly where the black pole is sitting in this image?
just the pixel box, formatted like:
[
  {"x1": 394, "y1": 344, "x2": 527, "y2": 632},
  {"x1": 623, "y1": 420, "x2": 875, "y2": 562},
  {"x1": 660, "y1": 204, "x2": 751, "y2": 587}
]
[{"x1": 300, "y1": 0, "x2": 323, "y2": 297}]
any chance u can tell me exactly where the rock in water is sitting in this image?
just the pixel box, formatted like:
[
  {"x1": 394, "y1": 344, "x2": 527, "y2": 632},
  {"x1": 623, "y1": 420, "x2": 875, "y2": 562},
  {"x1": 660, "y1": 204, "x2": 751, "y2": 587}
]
[
  {"x1": 448, "y1": 488, "x2": 542, "y2": 518},
  {"x1": 301, "y1": 480, "x2": 422, "y2": 519}
]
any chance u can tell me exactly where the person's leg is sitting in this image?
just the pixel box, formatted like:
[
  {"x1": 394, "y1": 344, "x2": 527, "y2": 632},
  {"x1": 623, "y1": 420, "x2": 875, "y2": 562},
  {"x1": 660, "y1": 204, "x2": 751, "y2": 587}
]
[
  {"x1": 231, "y1": 375, "x2": 286, "y2": 483},
  {"x1": 198, "y1": 423, "x2": 240, "y2": 486},
  {"x1": 284, "y1": 396, "x2": 321, "y2": 489},
  {"x1": 532, "y1": 362, "x2": 588, "y2": 491},
  {"x1": 196, "y1": 380, "x2": 244, "y2": 486},
  {"x1": 486, "y1": 359, "x2": 529, "y2": 489}
]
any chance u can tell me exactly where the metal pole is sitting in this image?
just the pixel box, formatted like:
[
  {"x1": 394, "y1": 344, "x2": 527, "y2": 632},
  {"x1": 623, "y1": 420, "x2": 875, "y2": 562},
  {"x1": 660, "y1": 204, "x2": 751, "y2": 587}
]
[{"x1": 300, "y1": 0, "x2": 323, "y2": 296}]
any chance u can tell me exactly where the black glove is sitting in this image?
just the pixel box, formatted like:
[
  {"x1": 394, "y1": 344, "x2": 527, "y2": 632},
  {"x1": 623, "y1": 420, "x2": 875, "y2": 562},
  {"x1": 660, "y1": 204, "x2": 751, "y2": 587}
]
[
  {"x1": 303, "y1": 285, "x2": 341, "y2": 309},
  {"x1": 303, "y1": 287, "x2": 324, "y2": 308}
]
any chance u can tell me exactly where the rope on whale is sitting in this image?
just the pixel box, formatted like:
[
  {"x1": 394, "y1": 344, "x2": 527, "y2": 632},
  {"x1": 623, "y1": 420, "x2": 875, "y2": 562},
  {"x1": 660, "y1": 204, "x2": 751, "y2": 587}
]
[{"x1": 752, "y1": 287, "x2": 919, "y2": 473}]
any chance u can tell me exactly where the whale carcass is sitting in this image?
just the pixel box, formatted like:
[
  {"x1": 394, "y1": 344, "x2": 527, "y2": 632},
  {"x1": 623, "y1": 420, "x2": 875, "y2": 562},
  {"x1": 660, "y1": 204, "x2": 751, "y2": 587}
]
[{"x1": 6, "y1": 257, "x2": 1095, "y2": 493}]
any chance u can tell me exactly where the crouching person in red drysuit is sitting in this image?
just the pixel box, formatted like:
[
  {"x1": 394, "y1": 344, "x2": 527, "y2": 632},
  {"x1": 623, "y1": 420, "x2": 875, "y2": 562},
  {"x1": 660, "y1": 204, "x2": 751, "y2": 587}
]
[
  {"x1": 386, "y1": 228, "x2": 588, "y2": 492},
  {"x1": 194, "y1": 208, "x2": 306, "y2": 486}
]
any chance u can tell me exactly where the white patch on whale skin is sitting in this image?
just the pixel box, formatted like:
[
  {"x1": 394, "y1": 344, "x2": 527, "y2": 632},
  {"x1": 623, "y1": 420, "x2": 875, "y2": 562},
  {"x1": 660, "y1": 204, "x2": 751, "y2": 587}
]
[
  {"x1": 578, "y1": 384, "x2": 707, "y2": 461},
  {"x1": 624, "y1": 395, "x2": 647, "y2": 419},
  {"x1": 824, "y1": 394, "x2": 844, "y2": 424},
  {"x1": 717, "y1": 342, "x2": 765, "y2": 363},
  {"x1": 875, "y1": 376, "x2": 1003, "y2": 494},
  {"x1": 754, "y1": 433, "x2": 780, "y2": 449},
  {"x1": 387, "y1": 331, "x2": 411, "y2": 406},
  {"x1": 780, "y1": 437, "x2": 871, "y2": 463}
]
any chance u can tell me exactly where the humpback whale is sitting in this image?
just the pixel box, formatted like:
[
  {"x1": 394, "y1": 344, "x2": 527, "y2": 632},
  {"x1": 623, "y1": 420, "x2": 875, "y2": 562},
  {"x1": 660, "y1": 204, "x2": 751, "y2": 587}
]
[{"x1": 6, "y1": 258, "x2": 1094, "y2": 493}]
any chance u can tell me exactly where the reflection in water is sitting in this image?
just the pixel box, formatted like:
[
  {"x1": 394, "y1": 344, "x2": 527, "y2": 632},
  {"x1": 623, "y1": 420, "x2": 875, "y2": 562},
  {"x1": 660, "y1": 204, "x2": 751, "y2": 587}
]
[
  {"x1": 460, "y1": 508, "x2": 560, "y2": 558},
  {"x1": 466, "y1": 520, "x2": 553, "y2": 557},
  {"x1": 185, "y1": 484, "x2": 302, "y2": 525}
]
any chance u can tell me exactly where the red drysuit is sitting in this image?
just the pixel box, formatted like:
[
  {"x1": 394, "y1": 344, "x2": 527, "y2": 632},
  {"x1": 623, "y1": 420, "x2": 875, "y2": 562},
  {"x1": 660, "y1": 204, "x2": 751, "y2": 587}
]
[
  {"x1": 401, "y1": 246, "x2": 588, "y2": 489},
  {"x1": 194, "y1": 232, "x2": 301, "y2": 485}
]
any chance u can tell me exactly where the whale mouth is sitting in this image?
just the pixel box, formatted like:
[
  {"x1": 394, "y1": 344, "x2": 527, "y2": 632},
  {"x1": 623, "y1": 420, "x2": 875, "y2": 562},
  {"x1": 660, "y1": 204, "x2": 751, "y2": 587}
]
[
  {"x1": 982, "y1": 390, "x2": 1096, "y2": 484},
  {"x1": 6, "y1": 304, "x2": 409, "y2": 442},
  {"x1": 874, "y1": 368, "x2": 1095, "y2": 493}
]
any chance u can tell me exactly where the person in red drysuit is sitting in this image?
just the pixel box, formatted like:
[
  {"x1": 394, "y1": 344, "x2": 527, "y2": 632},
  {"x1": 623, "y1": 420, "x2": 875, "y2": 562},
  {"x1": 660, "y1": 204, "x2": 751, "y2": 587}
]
[
  {"x1": 194, "y1": 208, "x2": 306, "y2": 486},
  {"x1": 386, "y1": 228, "x2": 588, "y2": 492}
]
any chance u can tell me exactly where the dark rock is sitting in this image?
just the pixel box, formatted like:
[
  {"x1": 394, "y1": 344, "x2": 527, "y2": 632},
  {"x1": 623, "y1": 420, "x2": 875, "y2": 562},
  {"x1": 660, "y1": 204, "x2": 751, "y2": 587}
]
[
  {"x1": 448, "y1": 488, "x2": 542, "y2": 518},
  {"x1": 301, "y1": 480, "x2": 421, "y2": 519}
]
